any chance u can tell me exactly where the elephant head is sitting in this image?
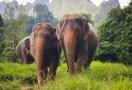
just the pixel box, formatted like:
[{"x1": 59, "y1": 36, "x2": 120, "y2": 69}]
[
  {"x1": 16, "y1": 36, "x2": 34, "y2": 64},
  {"x1": 56, "y1": 13, "x2": 91, "y2": 76},
  {"x1": 56, "y1": 14, "x2": 90, "y2": 42},
  {"x1": 30, "y1": 23, "x2": 61, "y2": 87}
]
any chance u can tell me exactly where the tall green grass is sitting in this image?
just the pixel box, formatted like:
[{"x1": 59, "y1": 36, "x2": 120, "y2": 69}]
[
  {"x1": 0, "y1": 61, "x2": 132, "y2": 90},
  {"x1": 0, "y1": 62, "x2": 37, "y2": 89},
  {"x1": 43, "y1": 61, "x2": 132, "y2": 90}
]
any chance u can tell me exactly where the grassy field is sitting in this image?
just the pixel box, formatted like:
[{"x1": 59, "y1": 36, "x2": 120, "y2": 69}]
[{"x1": 0, "y1": 61, "x2": 132, "y2": 90}]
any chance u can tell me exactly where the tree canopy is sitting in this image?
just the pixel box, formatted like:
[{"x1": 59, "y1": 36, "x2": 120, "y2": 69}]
[{"x1": 95, "y1": 1, "x2": 132, "y2": 65}]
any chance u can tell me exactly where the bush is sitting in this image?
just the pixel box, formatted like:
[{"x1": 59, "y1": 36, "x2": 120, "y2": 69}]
[{"x1": 0, "y1": 47, "x2": 18, "y2": 62}]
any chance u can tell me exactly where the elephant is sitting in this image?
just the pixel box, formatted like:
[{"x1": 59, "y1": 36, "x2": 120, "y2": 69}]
[
  {"x1": 16, "y1": 36, "x2": 34, "y2": 64},
  {"x1": 30, "y1": 23, "x2": 62, "y2": 87},
  {"x1": 56, "y1": 13, "x2": 98, "y2": 76}
]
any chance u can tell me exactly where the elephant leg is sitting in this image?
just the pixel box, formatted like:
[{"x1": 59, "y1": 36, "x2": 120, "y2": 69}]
[
  {"x1": 75, "y1": 50, "x2": 88, "y2": 71},
  {"x1": 84, "y1": 57, "x2": 92, "y2": 69},
  {"x1": 20, "y1": 59, "x2": 23, "y2": 64},
  {"x1": 36, "y1": 61, "x2": 48, "y2": 87},
  {"x1": 84, "y1": 41, "x2": 98, "y2": 69},
  {"x1": 75, "y1": 42, "x2": 88, "y2": 72},
  {"x1": 48, "y1": 59, "x2": 58, "y2": 79},
  {"x1": 75, "y1": 52, "x2": 78, "y2": 63},
  {"x1": 84, "y1": 53, "x2": 94, "y2": 69}
]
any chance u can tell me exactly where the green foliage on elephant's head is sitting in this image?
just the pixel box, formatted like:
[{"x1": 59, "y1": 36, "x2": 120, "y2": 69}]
[{"x1": 80, "y1": 13, "x2": 94, "y2": 25}]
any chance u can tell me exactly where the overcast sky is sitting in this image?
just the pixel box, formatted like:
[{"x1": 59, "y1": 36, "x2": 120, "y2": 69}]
[{"x1": 0, "y1": 0, "x2": 130, "y2": 8}]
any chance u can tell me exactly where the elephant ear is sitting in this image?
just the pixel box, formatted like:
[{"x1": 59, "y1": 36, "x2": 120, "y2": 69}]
[
  {"x1": 53, "y1": 28, "x2": 60, "y2": 47},
  {"x1": 24, "y1": 38, "x2": 30, "y2": 54},
  {"x1": 82, "y1": 19, "x2": 91, "y2": 41}
]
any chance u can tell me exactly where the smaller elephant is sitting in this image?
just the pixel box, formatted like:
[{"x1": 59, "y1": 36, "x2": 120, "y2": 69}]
[
  {"x1": 16, "y1": 36, "x2": 34, "y2": 64},
  {"x1": 30, "y1": 23, "x2": 62, "y2": 87}
]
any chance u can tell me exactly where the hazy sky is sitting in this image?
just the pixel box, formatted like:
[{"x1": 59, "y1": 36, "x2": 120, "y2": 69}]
[{"x1": 0, "y1": 0, "x2": 130, "y2": 8}]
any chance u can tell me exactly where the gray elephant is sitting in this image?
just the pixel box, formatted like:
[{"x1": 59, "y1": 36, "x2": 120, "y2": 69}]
[
  {"x1": 16, "y1": 36, "x2": 34, "y2": 64},
  {"x1": 30, "y1": 23, "x2": 62, "y2": 87},
  {"x1": 56, "y1": 13, "x2": 99, "y2": 76}
]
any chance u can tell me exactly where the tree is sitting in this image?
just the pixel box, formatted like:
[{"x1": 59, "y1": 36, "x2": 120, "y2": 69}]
[
  {"x1": 0, "y1": 14, "x2": 4, "y2": 28},
  {"x1": 80, "y1": 13, "x2": 94, "y2": 25},
  {"x1": 2, "y1": 0, "x2": 28, "y2": 51},
  {"x1": 0, "y1": 0, "x2": 29, "y2": 62},
  {"x1": 25, "y1": 16, "x2": 34, "y2": 36},
  {"x1": 0, "y1": 14, "x2": 4, "y2": 55},
  {"x1": 0, "y1": 14, "x2": 4, "y2": 37},
  {"x1": 95, "y1": 1, "x2": 132, "y2": 65}
]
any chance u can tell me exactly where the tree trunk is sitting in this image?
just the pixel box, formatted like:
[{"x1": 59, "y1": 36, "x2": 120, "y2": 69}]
[{"x1": 13, "y1": 34, "x2": 16, "y2": 51}]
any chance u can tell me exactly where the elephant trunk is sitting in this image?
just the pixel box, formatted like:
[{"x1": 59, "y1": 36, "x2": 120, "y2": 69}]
[
  {"x1": 35, "y1": 36, "x2": 47, "y2": 87},
  {"x1": 64, "y1": 30, "x2": 76, "y2": 76}
]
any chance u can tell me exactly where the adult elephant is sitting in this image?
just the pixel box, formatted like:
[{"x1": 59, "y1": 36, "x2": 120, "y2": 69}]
[
  {"x1": 56, "y1": 13, "x2": 98, "y2": 76},
  {"x1": 30, "y1": 23, "x2": 62, "y2": 87},
  {"x1": 16, "y1": 36, "x2": 34, "y2": 64}
]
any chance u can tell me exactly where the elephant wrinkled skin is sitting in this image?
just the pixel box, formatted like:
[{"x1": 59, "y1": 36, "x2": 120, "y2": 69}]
[
  {"x1": 16, "y1": 36, "x2": 34, "y2": 64},
  {"x1": 56, "y1": 13, "x2": 98, "y2": 76},
  {"x1": 30, "y1": 23, "x2": 61, "y2": 87}
]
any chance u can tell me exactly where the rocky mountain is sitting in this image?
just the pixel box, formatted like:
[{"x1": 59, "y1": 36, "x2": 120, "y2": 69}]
[
  {"x1": 0, "y1": 1, "x2": 5, "y2": 14},
  {"x1": 94, "y1": 0, "x2": 120, "y2": 25},
  {"x1": 34, "y1": 0, "x2": 49, "y2": 4},
  {"x1": 0, "y1": 0, "x2": 49, "y2": 14},
  {"x1": 47, "y1": 0, "x2": 98, "y2": 19},
  {"x1": 0, "y1": 1, "x2": 19, "y2": 14},
  {"x1": 47, "y1": 0, "x2": 120, "y2": 29},
  {"x1": 0, "y1": 0, "x2": 120, "y2": 29},
  {"x1": 47, "y1": 0, "x2": 120, "y2": 19},
  {"x1": 25, "y1": 0, "x2": 49, "y2": 9}
]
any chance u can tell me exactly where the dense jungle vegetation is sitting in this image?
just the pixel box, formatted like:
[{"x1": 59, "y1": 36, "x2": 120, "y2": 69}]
[{"x1": 95, "y1": 1, "x2": 132, "y2": 65}]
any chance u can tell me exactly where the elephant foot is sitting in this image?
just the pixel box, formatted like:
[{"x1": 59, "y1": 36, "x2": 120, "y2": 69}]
[
  {"x1": 38, "y1": 81, "x2": 43, "y2": 88},
  {"x1": 69, "y1": 72, "x2": 75, "y2": 77},
  {"x1": 38, "y1": 76, "x2": 44, "y2": 88},
  {"x1": 37, "y1": 85, "x2": 43, "y2": 90},
  {"x1": 48, "y1": 73, "x2": 55, "y2": 80},
  {"x1": 75, "y1": 65, "x2": 84, "y2": 73}
]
